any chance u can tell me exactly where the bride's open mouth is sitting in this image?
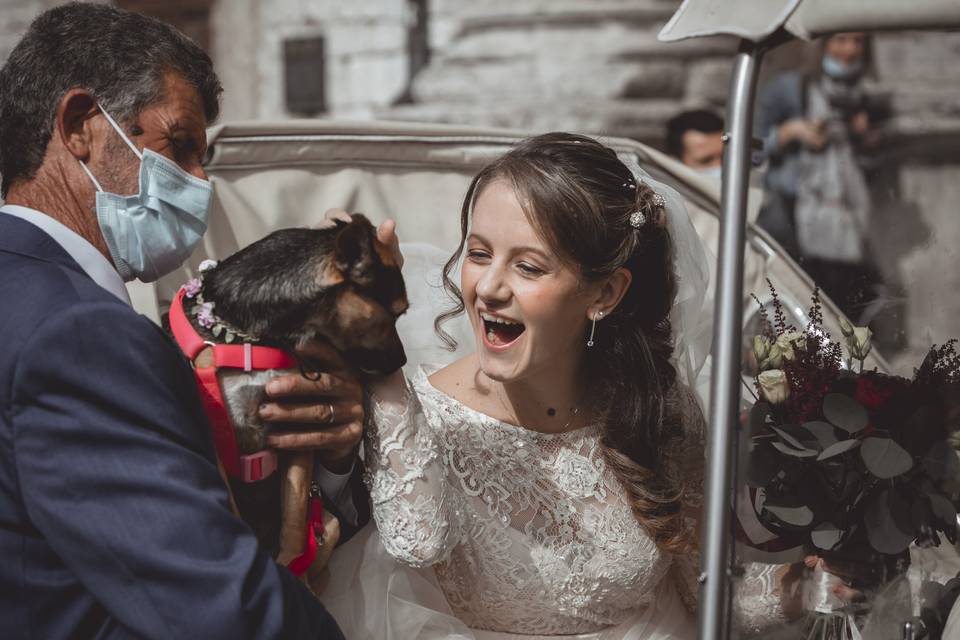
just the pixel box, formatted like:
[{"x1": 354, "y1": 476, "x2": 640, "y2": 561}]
[{"x1": 480, "y1": 311, "x2": 526, "y2": 349}]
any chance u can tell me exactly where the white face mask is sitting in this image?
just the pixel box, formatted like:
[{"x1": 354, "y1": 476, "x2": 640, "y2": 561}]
[{"x1": 78, "y1": 105, "x2": 212, "y2": 282}]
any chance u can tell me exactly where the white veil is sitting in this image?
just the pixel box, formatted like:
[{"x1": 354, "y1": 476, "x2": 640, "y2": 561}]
[{"x1": 621, "y1": 156, "x2": 714, "y2": 396}]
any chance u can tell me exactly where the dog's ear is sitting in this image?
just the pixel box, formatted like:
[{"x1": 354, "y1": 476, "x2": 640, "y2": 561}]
[{"x1": 334, "y1": 217, "x2": 377, "y2": 287}]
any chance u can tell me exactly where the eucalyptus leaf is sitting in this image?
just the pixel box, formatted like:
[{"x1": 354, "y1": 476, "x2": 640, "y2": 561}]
[
  {"x1": 861, "y1": 437, "x2": 914, "y2": 479},
  {"x1": 864, "y1": 489, "x2": 915, "y2": 554},
  {"x1": 224, "y1": 331, "x2": 235, "y2": 343},
  {"x1": 764, "y1": 503, "x2": 814, "y2": 527},
  {"x1": 930, "y1": 493, "x2": 958, "y2": 525},
  {"x1": 773, "y1": 426, "x2": 813, "y2": 451},
  {"x1": 840, "y1": 471, "x2": 863, "y2": 503},
  {"x1": 212, "y1": 324, "x2": 223, "y2": 337},
  {"x1": 811, "y1": 521, "x2": 842, "y2": 550},
  {"x1": 823, "y1": 393, "x2": 868, "y2": 434},
  {"x1": 771, "y1": 440, "x2": 819, "y2": 458},
  {"x1": 817, "y1": 439, "x2": 861, "y2": 461},
  {"x1": 817, "y1": 462, "x2": 845, "y2": 492},
  {"x1": 803, "y1": 421, "x2": 839, "y2": 448}
]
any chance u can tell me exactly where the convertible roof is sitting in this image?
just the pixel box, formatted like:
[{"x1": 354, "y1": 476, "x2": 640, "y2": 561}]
[{"x1": 659, "y1": 0, "x2": 960, "y2": 43}]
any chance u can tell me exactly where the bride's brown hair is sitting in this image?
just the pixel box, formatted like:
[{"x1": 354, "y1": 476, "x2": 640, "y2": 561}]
[{"x1": 436, "y1": 132, "x2": 693, "y2": 553}]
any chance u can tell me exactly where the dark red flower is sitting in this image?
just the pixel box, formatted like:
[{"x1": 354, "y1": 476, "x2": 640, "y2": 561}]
[{"x1": 854, "y1": 374, "x2": 900, "y2": 410}]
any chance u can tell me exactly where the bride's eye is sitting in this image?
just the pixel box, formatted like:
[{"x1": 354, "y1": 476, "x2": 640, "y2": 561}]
[
  {"x1": 467, "y1": 249, "x2": 491, "y2": 263},
  {"x1": 516, "y1": 262, "x2": 544, "y2": 276}
]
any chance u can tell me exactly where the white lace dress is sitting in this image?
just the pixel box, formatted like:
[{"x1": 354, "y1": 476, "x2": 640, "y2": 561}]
[{"x1": 321, "y1": 369, "x2": 786, "y2": 639}]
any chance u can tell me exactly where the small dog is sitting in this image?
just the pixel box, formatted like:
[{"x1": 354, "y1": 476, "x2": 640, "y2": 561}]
[{"x1": 173, "y1": 214, "x2": 407, "y2": 585}]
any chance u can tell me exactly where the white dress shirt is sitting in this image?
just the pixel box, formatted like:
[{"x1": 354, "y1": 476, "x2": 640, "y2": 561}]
[{"x1": 1, "y1": 204, "x2": 130, "y2": 303}]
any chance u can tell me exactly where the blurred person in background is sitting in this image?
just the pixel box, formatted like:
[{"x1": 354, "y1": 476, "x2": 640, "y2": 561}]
[
  {"x1": 755, "y1": 32, "x2": 883, "y2": 322},
  {"x1": 665, "y1": 108, "x2": 724, "y2": 177}
]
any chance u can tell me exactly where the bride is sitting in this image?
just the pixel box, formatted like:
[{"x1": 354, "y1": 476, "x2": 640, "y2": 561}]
[{"x1": 322, "y1": 133, "x2": 795, "y2": 639}]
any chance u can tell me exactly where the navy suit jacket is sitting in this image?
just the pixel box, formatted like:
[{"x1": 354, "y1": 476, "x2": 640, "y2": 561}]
[{"x1": 0, "y1": 213, "x2": 344, "y2": 639}]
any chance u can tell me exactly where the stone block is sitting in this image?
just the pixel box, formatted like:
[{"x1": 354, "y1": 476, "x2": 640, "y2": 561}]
[
  {"x1": 328, "y1": 52, "x2": 408, "y2": 112},
  {"x1": 620, "y1": 61, "x2": 685, "y2": 100},
  {"x1": 440, "y1": 27, "x2": 540, "y2": 62},
  {"x1": 684, "y1": 57, "x2": 732, "y2": 106},
  {"x1": 898, "y1": 164, "x2": 960, "y2": 346},
  {"x1": 411, "y1": 57, "x2": 537, "y2": 102},
  {"x1": 326, "y1": 21, "x2": 407, "y2": 57},
  {"x1": 299, "y1": 0, "x2": 406, "y2": 24},
  {"x1": 890, "y1": 88, "x2": 960, "y2": 120},
  {"x1": 873, "y1": 32, "x2": 960, "y2": 87}
]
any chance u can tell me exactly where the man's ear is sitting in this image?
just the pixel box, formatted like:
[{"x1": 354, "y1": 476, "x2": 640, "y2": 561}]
[
  {"x1": 334, "y1": 219, "x2": 376, "y2": 286},
  {"x1": 590, "y1": 267, "x2": 632, "y2": 318},
  {"x1": 56, "y1": 89, "x2": 99, "y2": 162}
]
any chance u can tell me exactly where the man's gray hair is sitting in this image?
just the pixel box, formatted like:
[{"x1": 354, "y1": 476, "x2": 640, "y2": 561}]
[{"x1": 0, "y1": 2, "x2": 222, "y2": 196}]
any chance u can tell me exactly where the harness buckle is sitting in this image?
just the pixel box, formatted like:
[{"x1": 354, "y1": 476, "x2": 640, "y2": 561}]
[{"x1": 240, "y1": 449, "x2": 278, "y2": 482}]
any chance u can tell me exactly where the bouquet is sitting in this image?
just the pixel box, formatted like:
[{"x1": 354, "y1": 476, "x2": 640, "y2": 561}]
[{"x1": 747, "y1": 284, "x2": 960, "y2": 638}]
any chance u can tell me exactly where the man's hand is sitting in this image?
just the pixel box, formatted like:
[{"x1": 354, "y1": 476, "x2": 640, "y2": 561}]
[
  {"x1": 258, "y1": 341, "x2": 364, "y2": 473},
  {"x1": 321, "y1": 207, "x2": 403, "y2": 268},
  {"x1": 779, "y1": 118, "x2": 827, "y2": 151}
]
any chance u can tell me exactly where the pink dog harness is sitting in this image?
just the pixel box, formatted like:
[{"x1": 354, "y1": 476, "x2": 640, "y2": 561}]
[
  {"x1": 169, "y1": 286, "x2": 326, "y2": 577},
  {"x1": 169, "y1": 287, "x2": 295, "y2": 482}
]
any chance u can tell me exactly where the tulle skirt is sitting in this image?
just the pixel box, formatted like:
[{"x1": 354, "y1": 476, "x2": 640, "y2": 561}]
[{"x1": 320, "y1": 525, "x2": 696, "y2": 640}]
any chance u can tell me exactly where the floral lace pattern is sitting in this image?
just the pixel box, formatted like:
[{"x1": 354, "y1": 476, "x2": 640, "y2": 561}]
[{"x1": 365, "y1": 369, "x2": 785, "y2": 635}]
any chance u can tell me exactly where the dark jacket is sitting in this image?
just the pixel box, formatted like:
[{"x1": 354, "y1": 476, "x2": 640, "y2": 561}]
[{"x1": 0, "y1": 213, "x2": 344, "y2": 639}]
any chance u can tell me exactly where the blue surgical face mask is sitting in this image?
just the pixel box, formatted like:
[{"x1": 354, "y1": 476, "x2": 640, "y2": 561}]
[
  {"x1": 78, "y1": 105, "x2": 212, "y2": 283},
  {"x1": 821, "y1": 54, "x2": 863, "y2": 82}
]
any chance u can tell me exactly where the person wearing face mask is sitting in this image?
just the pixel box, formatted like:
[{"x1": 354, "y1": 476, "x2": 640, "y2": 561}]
[
  {"x1": 665, "y1": 108, "x2": 725, "y2": 178},
  {"x1": 755, "y1": 32, "x2": 884, "y2": 321},
  {"x1": 0, "y1": 5, "x2": 362, "y2": 639}
]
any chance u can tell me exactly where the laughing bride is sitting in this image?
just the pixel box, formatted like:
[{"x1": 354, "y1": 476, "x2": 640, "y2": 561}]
[{"x1": 322, "y1": 133, "x2": 797, "y2": 639}]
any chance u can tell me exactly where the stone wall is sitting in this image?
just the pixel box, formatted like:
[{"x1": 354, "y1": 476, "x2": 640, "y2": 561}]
[
  {"x1": 386, "y1": 0, "x2": 735, "y2": 147},
  {"x1": 210, "y1": 0, "x2": 411, "y2": 122}
]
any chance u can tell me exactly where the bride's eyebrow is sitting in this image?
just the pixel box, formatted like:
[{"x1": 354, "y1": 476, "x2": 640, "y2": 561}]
[{"x1": 516, "y1": 247, "x2": 551, "y2": 263}]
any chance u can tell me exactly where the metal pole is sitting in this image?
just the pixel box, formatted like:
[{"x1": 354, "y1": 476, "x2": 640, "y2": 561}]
[{"x1": 698, "y1": 40, "x2": 764, "y2": 640}]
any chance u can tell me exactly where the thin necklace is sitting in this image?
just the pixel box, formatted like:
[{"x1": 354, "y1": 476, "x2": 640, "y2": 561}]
[{"x1": 493, "y1": 384, "x2": 582, "y2": 432}]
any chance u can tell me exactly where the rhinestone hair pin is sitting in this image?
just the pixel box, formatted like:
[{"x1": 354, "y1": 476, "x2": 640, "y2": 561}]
[{"x1": 628, "y1": 191, "x2": 666, "y2": 228}]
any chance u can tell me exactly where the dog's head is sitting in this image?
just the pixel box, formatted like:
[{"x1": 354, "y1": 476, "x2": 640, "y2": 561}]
[{"x1": 199, "y1": 214, "x2": 408, "y2": 375}]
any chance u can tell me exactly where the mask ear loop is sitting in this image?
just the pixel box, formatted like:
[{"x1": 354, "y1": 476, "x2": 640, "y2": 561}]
[
  {"x1": 77, "y1": 159, "x2": 104, "y2": 192},
  {"x1": 96, "y1": 103, "x2": 143, "y2": 160}
]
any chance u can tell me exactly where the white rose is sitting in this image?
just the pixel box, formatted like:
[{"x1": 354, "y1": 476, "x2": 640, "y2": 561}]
[
  {"x1": 758, "y1": 369, "x2": 790, "y2": 405},
  {"x1": 754, "y1": 336, "x2": 782, "y2": 370},
  {"x1": 776, "y1": 331, "x2": 805, "y2": 362}
]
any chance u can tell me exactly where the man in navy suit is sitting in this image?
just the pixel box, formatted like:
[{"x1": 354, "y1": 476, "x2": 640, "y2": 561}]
[{"x1": 0, "y1": 4, "x2": 364, "y2": 638}]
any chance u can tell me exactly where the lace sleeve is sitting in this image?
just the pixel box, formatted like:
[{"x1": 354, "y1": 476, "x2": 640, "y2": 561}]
[
  {"x1": 364, "y1": 373, "x2": 460, "y2": 568},
  {"x1": 668, "y1": 385, "x2": 791, "y2": 632}
]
